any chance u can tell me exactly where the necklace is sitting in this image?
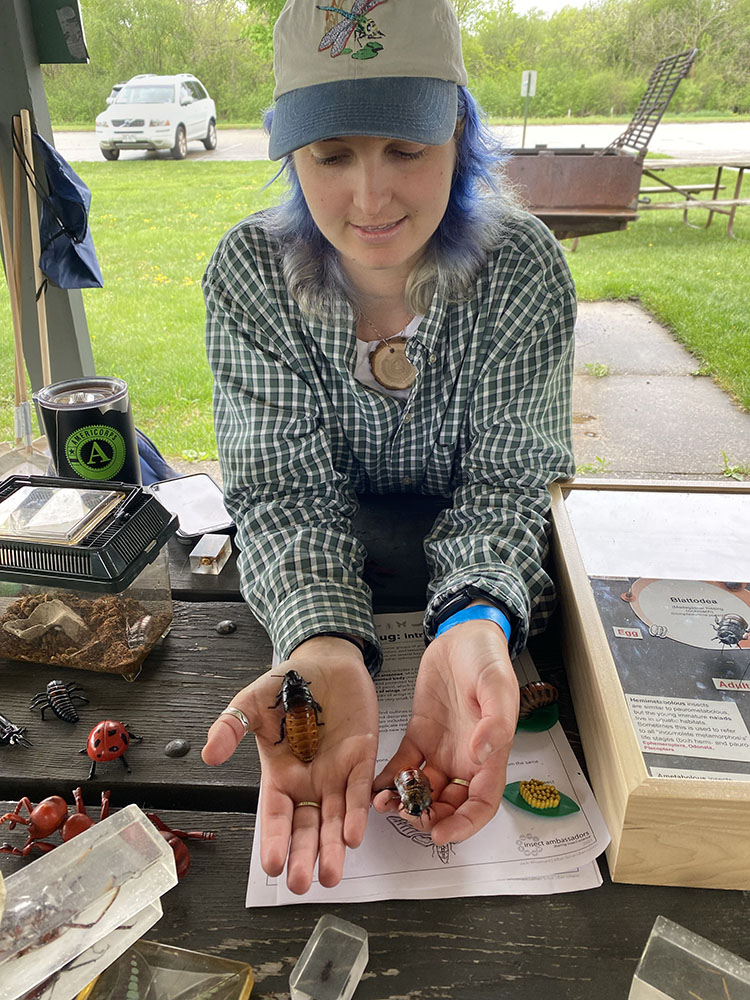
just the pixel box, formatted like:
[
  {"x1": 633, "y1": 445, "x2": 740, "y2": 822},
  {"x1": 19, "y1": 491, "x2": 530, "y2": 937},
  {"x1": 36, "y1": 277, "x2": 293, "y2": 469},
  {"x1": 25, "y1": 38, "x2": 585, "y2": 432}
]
[{"x1": 362, "y1": 314, "x2": 417, "y2": 391}]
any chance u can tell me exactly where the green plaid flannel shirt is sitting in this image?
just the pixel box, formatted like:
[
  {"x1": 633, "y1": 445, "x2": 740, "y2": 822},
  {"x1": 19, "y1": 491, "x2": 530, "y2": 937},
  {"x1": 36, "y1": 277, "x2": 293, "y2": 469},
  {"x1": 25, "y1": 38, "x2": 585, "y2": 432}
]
[{"x1": 204, "y1": 210, "x2": 576, "y2": 675}]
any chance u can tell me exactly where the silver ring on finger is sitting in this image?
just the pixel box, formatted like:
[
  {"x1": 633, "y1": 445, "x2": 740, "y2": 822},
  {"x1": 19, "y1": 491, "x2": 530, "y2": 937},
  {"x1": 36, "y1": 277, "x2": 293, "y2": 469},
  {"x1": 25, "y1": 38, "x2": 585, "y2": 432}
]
[{"x1": 220, "y1": 706, "x2": 250, "y2": 734}]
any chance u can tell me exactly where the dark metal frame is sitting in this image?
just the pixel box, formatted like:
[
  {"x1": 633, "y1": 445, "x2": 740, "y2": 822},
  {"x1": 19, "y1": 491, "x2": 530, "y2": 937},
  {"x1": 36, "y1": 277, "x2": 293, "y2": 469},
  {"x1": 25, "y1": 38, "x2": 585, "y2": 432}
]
[{"x1": 601, "y1": 48, "x2": 698, "y2": 160}]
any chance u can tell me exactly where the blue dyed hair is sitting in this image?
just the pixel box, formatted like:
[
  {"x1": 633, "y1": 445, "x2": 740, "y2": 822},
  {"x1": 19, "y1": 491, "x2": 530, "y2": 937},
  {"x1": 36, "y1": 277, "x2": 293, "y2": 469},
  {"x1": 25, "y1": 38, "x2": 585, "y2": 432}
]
[{"x1": 261, "y1": 88, "x2": 512, "y2": 315}]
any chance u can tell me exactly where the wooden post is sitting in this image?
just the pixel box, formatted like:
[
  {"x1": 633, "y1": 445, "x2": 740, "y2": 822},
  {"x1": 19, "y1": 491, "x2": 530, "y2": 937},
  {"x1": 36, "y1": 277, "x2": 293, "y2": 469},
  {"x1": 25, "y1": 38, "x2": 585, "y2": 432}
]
[
  {"x1": 0, "y1": 0, "x2": 95, "y2": 393},
  {"x1": 19, "y1": 109, "x2": 51, "y2": 387}
]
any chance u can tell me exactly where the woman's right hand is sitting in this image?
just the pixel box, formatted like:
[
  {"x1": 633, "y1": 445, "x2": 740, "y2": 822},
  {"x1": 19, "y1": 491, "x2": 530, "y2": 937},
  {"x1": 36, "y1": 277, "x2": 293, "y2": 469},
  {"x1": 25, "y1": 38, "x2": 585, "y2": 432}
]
[{"x1": 201, "y1": 637, "x2": 379, "y2": 895}]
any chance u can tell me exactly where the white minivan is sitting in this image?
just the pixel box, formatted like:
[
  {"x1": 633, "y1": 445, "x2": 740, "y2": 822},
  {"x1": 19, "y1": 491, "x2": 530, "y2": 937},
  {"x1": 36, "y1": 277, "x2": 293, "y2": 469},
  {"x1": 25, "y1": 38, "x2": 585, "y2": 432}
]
[{"x1": 96, "y1": 73, "x2": 217, "y2": 160}]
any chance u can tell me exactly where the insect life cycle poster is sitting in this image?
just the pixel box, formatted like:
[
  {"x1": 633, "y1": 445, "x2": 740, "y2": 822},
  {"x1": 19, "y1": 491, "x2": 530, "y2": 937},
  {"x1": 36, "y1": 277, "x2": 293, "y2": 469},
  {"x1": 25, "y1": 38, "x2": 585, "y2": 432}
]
[
  {"x1": 246, "y1": 612, "x2": 609, "y2": 907},
  {"x1": 590, "y1": 577, "x2": 750, "y2": 780},
  {"x1": 565, "y1": 488, "x2": 750, "y2": 781}
]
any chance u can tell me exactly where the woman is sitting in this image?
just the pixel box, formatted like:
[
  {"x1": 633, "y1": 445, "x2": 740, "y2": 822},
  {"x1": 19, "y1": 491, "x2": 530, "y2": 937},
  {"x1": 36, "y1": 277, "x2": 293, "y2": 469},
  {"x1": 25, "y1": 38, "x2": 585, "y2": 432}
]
[{"x1": 201, "y1": 0, "x2": 576, "y2": 895}]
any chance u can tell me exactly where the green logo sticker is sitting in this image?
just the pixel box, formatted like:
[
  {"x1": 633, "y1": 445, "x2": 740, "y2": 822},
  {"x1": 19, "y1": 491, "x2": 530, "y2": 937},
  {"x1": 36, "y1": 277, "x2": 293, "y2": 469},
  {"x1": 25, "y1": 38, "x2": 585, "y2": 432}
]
[{"x1": 65, "y1": 424, "x2": 127, "y2": 480}]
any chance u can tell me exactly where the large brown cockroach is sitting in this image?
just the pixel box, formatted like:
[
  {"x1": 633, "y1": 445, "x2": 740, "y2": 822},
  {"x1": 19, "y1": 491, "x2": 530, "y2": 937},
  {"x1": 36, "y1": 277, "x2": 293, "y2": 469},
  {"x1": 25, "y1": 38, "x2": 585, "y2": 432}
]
[
  {"x1": 269, "y1": 670, "x2": 323, "y2": 763},
  {"x1": 393, "y1": 768, "x2": 433, "y2": 820}
]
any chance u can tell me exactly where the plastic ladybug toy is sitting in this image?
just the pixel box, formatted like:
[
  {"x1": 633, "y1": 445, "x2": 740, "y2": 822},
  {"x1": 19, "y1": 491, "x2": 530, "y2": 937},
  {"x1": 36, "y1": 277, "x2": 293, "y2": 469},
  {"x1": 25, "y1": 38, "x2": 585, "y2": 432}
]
[{"x1": 80, "y1": 720, "x2": 142, "y2": 779}]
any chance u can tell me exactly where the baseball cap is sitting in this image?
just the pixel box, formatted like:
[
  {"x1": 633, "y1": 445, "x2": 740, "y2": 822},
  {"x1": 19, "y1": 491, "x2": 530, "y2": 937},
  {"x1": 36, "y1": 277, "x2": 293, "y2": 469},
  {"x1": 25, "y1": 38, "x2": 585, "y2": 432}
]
[{"x1": 269, "y1": 0, "x2": 469, "y2": 160}]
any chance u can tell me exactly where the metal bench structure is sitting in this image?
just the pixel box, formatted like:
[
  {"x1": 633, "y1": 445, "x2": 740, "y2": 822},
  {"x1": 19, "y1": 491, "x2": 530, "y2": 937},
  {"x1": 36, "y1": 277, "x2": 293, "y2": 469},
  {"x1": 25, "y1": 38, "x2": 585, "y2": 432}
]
[{"x1": 503, "y1": 48, "x2": 699, "y2": 240}]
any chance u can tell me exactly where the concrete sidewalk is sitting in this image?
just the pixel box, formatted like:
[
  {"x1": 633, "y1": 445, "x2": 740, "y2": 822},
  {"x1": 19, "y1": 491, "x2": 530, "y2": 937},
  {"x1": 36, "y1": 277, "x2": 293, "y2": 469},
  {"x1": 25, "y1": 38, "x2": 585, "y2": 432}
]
[
  {"x1": 171, "y1": 301, "x2": 750, "y2": 485},
  {"x1": 573, "y1": 300, "x2": 750, "y2": 481}
]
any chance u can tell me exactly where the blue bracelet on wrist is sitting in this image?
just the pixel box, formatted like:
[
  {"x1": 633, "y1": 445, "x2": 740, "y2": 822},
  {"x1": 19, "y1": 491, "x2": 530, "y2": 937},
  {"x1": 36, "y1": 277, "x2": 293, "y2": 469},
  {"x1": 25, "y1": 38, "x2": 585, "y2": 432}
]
[{"x1": 435, "y1": 605, "x2": 512, "y2": 642}]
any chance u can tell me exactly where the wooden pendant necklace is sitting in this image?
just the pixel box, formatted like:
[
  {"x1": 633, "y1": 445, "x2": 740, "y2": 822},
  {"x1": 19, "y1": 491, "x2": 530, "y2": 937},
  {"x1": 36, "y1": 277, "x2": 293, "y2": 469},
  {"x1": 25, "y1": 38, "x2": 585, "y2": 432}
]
[{"x1": 362, "y1": 314, "x2": 417, "y2": 391}]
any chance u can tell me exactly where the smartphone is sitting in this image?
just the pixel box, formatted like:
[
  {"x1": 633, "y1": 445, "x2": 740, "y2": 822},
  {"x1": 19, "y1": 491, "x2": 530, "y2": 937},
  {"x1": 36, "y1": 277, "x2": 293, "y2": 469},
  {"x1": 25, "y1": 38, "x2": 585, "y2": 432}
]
[{"x1": 147, "y1": 474, "x2": 233, "y2": 541}]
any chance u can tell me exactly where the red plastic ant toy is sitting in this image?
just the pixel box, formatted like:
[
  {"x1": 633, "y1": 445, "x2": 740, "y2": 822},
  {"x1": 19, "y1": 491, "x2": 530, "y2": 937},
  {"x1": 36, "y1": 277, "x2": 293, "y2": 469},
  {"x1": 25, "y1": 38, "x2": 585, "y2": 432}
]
[
  {"x1": 0, "y1": 790, "x2": 215, "y2": 879},
  {"x1": 0, "y1": 787, "x2": 111, "y2": 856},
  {"x1": 146, "y1": 814, "x2": 216, "y2": 879}
]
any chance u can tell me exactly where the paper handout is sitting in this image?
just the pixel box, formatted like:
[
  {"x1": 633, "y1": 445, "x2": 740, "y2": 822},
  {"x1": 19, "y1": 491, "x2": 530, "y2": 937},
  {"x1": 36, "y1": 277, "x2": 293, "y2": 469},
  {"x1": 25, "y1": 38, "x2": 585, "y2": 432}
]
[{"x1": 246, "y1": 611, "x2": 609, "y2": 905}]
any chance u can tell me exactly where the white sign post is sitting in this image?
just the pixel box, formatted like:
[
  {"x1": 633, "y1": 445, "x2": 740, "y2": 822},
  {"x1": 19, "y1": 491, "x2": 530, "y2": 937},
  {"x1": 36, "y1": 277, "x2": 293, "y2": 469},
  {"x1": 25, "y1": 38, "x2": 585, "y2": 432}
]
[{"x1": 521, "y1": 70, "x2": 537, "y2": 147}]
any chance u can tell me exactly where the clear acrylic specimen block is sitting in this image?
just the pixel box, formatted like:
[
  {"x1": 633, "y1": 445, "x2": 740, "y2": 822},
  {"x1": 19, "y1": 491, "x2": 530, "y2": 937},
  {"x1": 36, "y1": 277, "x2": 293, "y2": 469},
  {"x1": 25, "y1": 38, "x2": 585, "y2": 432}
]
[
  {"x1": 629, "y1": 914, "x2": 750, "y2": 1000},
  {"x1": 290, "y1": 913, "x2": 368, "y2": 1000},
  {"x1": 0, "y1": 804, "x2": 177, "y2": 1000},
  {"x1": 32, "y1": 901, "x2": 163, "y2": 1000},
  {"x1": 189, "y1": 533, "x2": 232, "y2": 575},
  {"x1": 77, "y1": 939, "x2": 254, "y2": 1000}
]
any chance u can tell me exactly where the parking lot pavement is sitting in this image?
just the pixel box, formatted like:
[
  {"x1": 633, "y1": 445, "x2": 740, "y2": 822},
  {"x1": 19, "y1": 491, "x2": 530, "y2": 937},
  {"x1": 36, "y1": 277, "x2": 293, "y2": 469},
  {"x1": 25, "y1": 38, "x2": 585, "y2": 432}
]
[
  {"x1": 53, "y1": 128, "x2": 270, "y2": 162},
  {"x1": 54, "y1": 122, "x2": 750, "y2": 163}
]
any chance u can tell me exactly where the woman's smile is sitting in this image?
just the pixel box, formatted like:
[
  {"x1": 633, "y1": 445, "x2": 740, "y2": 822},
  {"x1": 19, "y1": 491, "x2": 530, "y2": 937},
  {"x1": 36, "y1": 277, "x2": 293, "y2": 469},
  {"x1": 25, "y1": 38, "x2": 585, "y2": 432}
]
[{"x1": 350, "y1": 218, "x2": 408, "y2": 241}]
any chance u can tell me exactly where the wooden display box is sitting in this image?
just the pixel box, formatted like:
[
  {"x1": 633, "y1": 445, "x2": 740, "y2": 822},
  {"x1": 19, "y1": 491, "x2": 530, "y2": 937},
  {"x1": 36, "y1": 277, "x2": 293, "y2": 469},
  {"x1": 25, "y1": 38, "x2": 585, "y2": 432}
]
[{"x1": 549, "y1": 479, "x2": 750, "y2": 889}]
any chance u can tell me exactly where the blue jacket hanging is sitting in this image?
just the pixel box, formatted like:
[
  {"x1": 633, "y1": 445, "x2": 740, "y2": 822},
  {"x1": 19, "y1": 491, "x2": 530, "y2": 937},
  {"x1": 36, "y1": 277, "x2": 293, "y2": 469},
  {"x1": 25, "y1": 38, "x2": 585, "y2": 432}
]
[{"x1": 14, "y1": 128, "x2": 103, "y2": 290}]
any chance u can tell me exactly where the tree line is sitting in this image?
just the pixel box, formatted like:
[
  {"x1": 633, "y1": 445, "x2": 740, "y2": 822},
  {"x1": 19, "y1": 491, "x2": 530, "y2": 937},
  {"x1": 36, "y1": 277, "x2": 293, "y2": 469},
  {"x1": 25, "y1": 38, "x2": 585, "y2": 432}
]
[{"x1": 43, "y1": 0, "x2": 750, "y2": 124}]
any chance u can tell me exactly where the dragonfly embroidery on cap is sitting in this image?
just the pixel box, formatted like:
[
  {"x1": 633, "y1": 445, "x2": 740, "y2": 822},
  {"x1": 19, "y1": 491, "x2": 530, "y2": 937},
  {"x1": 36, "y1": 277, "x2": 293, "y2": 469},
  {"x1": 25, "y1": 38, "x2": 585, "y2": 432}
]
[{"x1": 317, "y1": 0, "x2": 388, "y2": 59}]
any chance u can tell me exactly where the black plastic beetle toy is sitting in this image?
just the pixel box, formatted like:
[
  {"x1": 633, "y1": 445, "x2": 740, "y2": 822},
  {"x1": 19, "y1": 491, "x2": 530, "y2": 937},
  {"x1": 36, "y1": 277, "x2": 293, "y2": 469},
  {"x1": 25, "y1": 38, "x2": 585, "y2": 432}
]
[
  {"x1": 80, "y1": 720, "x2": 142, "y2": 779},
  {"x1": 269, "y1": 670, "x2": 324, "y2": 763},
  {"x1": 30, "y1": 680, "x2": 88, "y2": 723}
]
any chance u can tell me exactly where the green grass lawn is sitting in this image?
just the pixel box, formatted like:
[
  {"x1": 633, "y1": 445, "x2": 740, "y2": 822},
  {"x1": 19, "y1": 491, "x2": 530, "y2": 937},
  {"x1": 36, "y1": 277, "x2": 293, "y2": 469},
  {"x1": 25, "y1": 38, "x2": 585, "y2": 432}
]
[
  {"x1": 565, "y1": 165, "x2": 750, "y2": 412},
  {"x1": 0, "y1": 160, "x2": 748, "y2": 461}
]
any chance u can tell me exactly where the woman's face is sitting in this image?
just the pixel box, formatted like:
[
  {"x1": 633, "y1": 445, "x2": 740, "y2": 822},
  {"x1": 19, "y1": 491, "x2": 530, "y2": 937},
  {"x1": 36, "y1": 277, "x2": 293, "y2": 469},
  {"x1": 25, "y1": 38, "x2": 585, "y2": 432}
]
[{"x1": 293, "y1": 134, "x2": 455, "y2": 292}]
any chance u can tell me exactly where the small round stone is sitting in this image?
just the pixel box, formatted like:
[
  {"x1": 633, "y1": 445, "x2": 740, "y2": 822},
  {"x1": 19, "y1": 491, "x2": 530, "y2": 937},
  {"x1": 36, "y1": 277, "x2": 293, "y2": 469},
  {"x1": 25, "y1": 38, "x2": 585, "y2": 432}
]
[
  {"x1": 164, "y1": 739, "x2": 191, "y2": 758},
  {"x1": 215, "y1": 620, "x2": 237, "y2": 635}
]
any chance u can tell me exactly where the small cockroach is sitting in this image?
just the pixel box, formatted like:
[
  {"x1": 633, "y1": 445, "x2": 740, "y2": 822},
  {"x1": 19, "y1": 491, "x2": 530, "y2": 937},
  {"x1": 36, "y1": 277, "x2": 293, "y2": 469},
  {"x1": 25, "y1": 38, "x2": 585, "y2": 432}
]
[
  {"x1": 393, "y1": 767, "x2": 433, "y2": 819},
  {"x1": 29, "y1": 680, "x2": 88, "y2": 724},
  {"x1": 269, "y1": 670, "x2": 323, "y2": 763},
  {"x1": 518, "y1": 681, "x2": 558, "y2": 720}
]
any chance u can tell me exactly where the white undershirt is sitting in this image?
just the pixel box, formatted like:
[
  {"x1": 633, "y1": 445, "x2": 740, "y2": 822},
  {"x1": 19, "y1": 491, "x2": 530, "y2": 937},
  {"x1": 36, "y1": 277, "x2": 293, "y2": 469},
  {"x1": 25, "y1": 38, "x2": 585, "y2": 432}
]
[{"x1": 353, "y1": 315, "x2": 424, "y2": 401}]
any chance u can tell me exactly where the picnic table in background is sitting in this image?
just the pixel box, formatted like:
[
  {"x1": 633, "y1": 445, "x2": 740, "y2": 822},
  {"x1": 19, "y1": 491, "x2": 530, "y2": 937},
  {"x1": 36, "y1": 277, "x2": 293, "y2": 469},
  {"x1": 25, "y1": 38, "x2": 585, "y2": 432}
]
[{"x1": 639, "y1": 157, "x2": 750, "y2": 237}]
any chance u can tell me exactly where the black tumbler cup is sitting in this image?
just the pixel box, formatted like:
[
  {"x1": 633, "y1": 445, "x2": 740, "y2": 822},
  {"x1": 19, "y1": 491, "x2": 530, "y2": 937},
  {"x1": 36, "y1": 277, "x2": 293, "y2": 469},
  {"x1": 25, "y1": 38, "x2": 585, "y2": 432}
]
[{"x1": 35, "y1": 376, "x2": 141, "y2": 485}]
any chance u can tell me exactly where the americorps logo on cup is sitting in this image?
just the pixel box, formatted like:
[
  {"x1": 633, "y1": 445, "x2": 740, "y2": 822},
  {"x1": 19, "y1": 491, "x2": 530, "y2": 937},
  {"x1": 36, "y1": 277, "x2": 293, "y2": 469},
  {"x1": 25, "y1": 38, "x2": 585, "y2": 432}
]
[{"x1": 65, "y1": 424, "x2": 127, "y2": 480}]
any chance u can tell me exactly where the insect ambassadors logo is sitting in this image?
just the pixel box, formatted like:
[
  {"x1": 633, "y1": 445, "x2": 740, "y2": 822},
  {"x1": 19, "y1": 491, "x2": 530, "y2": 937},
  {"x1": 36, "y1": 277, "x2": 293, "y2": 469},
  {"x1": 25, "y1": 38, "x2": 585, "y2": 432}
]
[
  {"x1": 515, "y1": 829, "x2": 593, "y2": 857},
  {"x1": 65, "y1": 424, "x2": 127, "y2": 480}
]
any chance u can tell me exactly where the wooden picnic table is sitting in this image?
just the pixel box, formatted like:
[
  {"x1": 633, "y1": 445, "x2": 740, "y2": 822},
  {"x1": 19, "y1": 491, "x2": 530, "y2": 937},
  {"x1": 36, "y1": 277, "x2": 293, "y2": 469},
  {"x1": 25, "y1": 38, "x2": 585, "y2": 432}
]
[
  {"x1": 2, "y1": 494, "x2": 749, "y2": 999},
  {"x1": 640, "y1": 157, "x2": 750, "y2": 236}
]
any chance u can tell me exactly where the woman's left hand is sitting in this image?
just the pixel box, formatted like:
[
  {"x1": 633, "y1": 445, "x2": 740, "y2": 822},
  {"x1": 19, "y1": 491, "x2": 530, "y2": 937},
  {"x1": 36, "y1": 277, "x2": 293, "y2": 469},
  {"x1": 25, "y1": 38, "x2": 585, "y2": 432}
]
[{"x1": 372, "y1": 620, "x2": 519, "y2": 845}]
